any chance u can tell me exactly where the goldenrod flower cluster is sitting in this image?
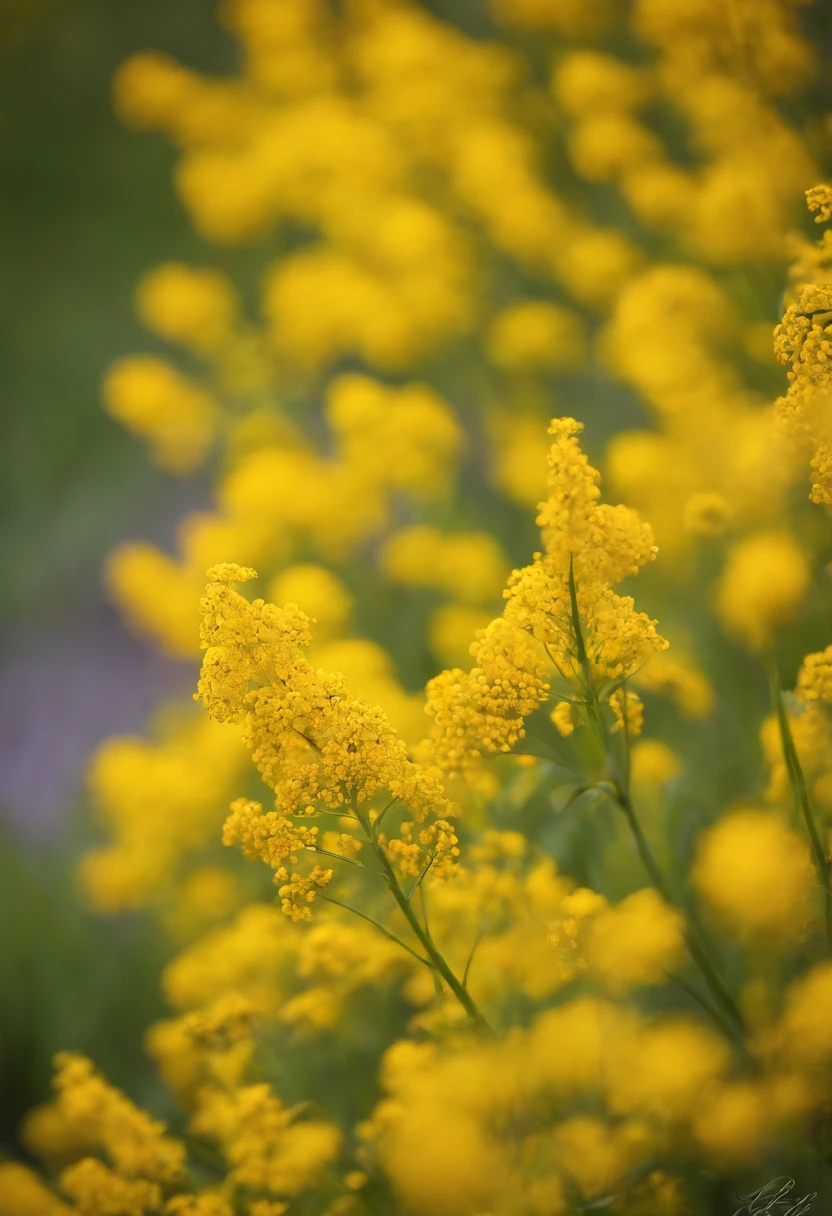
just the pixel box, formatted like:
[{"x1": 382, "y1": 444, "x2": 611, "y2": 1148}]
[{"x1": 12, "y1": 1, "x2": 832, "y2": 1214}]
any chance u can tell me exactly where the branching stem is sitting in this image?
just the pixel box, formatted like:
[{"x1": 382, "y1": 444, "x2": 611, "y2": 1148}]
[{"x1": 354, "y1": 807, "x2": 493, "y2": 1034}]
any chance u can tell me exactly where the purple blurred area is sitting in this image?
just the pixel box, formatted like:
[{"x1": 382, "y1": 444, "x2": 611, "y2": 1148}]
[{"x1": 0, "y1": 609, "x2": 195, "y2": 839}]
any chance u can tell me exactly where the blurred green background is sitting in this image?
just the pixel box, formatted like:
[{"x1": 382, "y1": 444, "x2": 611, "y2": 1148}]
[{"x1": 0, "y1": 0, "x2": 238, "y2": 1154}]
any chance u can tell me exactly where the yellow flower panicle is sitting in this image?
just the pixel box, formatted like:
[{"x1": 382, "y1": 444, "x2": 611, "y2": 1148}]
[
  {"x1": 775, "y1": 191, "x2": 832, "y2": 503},
  {"x1": 197, "y1": 563, "x2": 449, "y2": 818},
  {"x1": 548, "y1": 887, "x2": 683, "y2": 990},
  {"x1": 424, "y1": 417, "x2": 665, "y2": 771},
  {"x1": 632, "y1": 652, "x2": 714, "y2": 720},
  {"x1": 380, "y1": 525, "x2": 509, "y2": 606},
  {"x1": 797, "y1": 644, "x2": 832, "y2": 704},
  {"x1": 196, "y1": 564, "x2": 453, "y2": 915},
  {"x1": 506, "y1": 418, "x2": 665, "y2": 681},
  {"x1": 584, "y1": 888, "x2": 685, "y2": 990},
  {"x1": 423, "y1": 616, "x2": 549, "y2": 772},
  {"x1": 807, "y1": 184, "x2": 832, "y2": 224},
  {"x1": 551, "y1": 699, "x2": 577, "y2": 737},
  {"x1": 59, "y1": 1159, "x2": 162, "y2": 1216}
]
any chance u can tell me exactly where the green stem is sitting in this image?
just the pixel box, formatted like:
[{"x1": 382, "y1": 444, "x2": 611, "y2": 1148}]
[
  {"x1": 312, "y1": 846, "x2": 384, "y2": 876},
  {"x1": 770, "y1": 662, "x2": 832, "y2": 953},
  {"x1": 318, "y1": 894, "x2": 432, "y2": 968},
  {"x1": 610, "y1": 778, "x2": 745, "y2": 1038},
  {"x1": 567, "y1": 556, "x2": 744, "y2": 1039},
  {"x1": 383, "y1": 849, "x2": 491, "y2": 1033},
  {"x1": 355, "y1": 810, "x2": 492, "y2": 1033},
  {"x1": 664, "y1": 969, "x2": 739, "y2": 1044}
]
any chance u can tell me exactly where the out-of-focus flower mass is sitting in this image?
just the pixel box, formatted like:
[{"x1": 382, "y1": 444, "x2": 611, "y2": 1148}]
[{"x1": 8, "y1": 0, "x2": 832, "y2": 1212}]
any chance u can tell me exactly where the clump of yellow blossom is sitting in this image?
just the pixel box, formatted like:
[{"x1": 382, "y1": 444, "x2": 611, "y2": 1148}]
[
  {"x1": 325, "y1": 374, "x2": 463, "y2": 498},
  {"x1": 267, "y1": 564, "x2": 353, "y2": 643},
  {"x1": 105, "y1": 541, "x2": 204, "y2": 658},
  {"x1": 80, "y1": 713, "x2": 247, "y2": 914},
  {"x1": 584, "y1": 888, "x2": 685, "y2": 990},
  {"x1": 715, "y1": 530, "x2": 810, "y2": 650},
  {"x1": 47, "y1": 1051, "x2": 186, "y2": 1183},
  {"x1": 549, "y1": 887, "x2": 683, "y2": 989},
  {"x1": 380, "y1": 525, "x2": 509, "y2": 606},
  {"x1": 505, "y1": 418, "x2": 665, "y2": 680},
  {"x1": 796, "y1": 644, "x2": 832, "y2": 704},
  {"x1": 629, "y1": 739, "x2": 680, "y2": 791},
  {"x1": 683, "y1": 491, "x2": 733, "y2": 536},
  {"x1": 692, "y1": 809, "x2": 816, "y2": 943},
  {"x1": 486, "y1": 300, "x2": 586, "y2": 372},
  {"x1": 423, "y1": 615, "x2": 549, "y2": 772},
  {"x1": 805, "y1": 183, "x2": 832, "y2": 224},
  {"x1": 551, "y1": 700, "x2": 577, "y2": 737},
  {"x1": 424, "y1": 418, "x2": 665, "y2": 772},
  {"x1": 552, "y1": 51, "x2": 650, "y2": 117},
  {"x1": 427, "y1": 602, "x2": 493, "y2": 667},
  {"x1": 633, "y1": 652, "x2": 714, "y2": 720},
  {"x1": 0, "y1": 1163, "x2": 71, "y2": 1216},
  {"x1": 196, "y1": 564, "x2": 453, "y2": 915},
  {"x1": 774, "y1": 190, "x2": 832, "y2": 503},
  {"x1": 610, "y1": 688, "x2": 644, "y2": 737},
  {"x1": 136, "y1": 263, "x2": 239, "y2": 355},
  {"x1": 102, "y1": 355, "x2": 218, "y2": 474}
]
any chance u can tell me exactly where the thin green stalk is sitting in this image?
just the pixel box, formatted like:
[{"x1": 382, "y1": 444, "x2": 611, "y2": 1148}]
[
  {"x1": 407, "y1": 856, "x2": 435, "y2": 901},
  {"x1": 566, "y1": 556, "x2": 745, "y2": 1039},
  {"x1": 462, "y1": 924, "x2": 488, "y2": 990},
  {"x1": 371, "y1": 797, "x2": 397, "y2": 841},
  {"x1": 611, "y1": 778, "x2": 745, "y2": 1038},
  {"x1": 664, "y1": 968, "x2": 739, "y2": 1044},
  {"x1": 318, "y1": 894, "x2": 432, "y2": 968},
  {"x1": 770, "y1": 662, "x2": 832, "y2": 952},
  {"x1": 312, "y1": 846, "x2": 384, "y2": 876},
  {"x1": 354, "y1": 808, "x2": 492, "y2": 1033}
]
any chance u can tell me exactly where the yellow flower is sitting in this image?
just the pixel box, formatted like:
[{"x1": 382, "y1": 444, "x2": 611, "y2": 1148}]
[
  {"x1": 550, "y1": 700, "x2": 577, "y2": 737},
  {"x1": 267, "y1": 564, "x2": 353, "y2": 642},
  {"x1": 0, "y1": 1163, "x2": 72, "y2": 1216},
  {"x1": 136, "y1": 263, "x2": 239, "y2": 355},
  {"x1": 692, "y1": 809, "x2": 816, "y2": 943},
  {"x1": 47, "y1": 1053, "x2": 185, "y2": 1183},
  {"x1": 102, "y1": 356, "x2": 218, "y2": 473},
  {"x1": 552, "y1": 51, "x2": 650, "y2": 116},
  {"x1": 609, "y1": 688, "x2": 644, "y2": 737},
  {"x1": 715, "y1": 531, "x2": 810, "y2": 650},
  {"x1": 797, "y1": 644, "x2": 832, "y2": 704},
  {"x1": 486, "y1": 301, "x2": 586, "y2": 372},
  {"x1": 585, "y1": 888, "x2": 684, "y2": 989}
]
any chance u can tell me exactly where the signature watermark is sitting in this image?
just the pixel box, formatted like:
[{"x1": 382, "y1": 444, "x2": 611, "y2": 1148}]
[{"x1": 733, "y1": 1179, "x2": 816, "y2": 1216}]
